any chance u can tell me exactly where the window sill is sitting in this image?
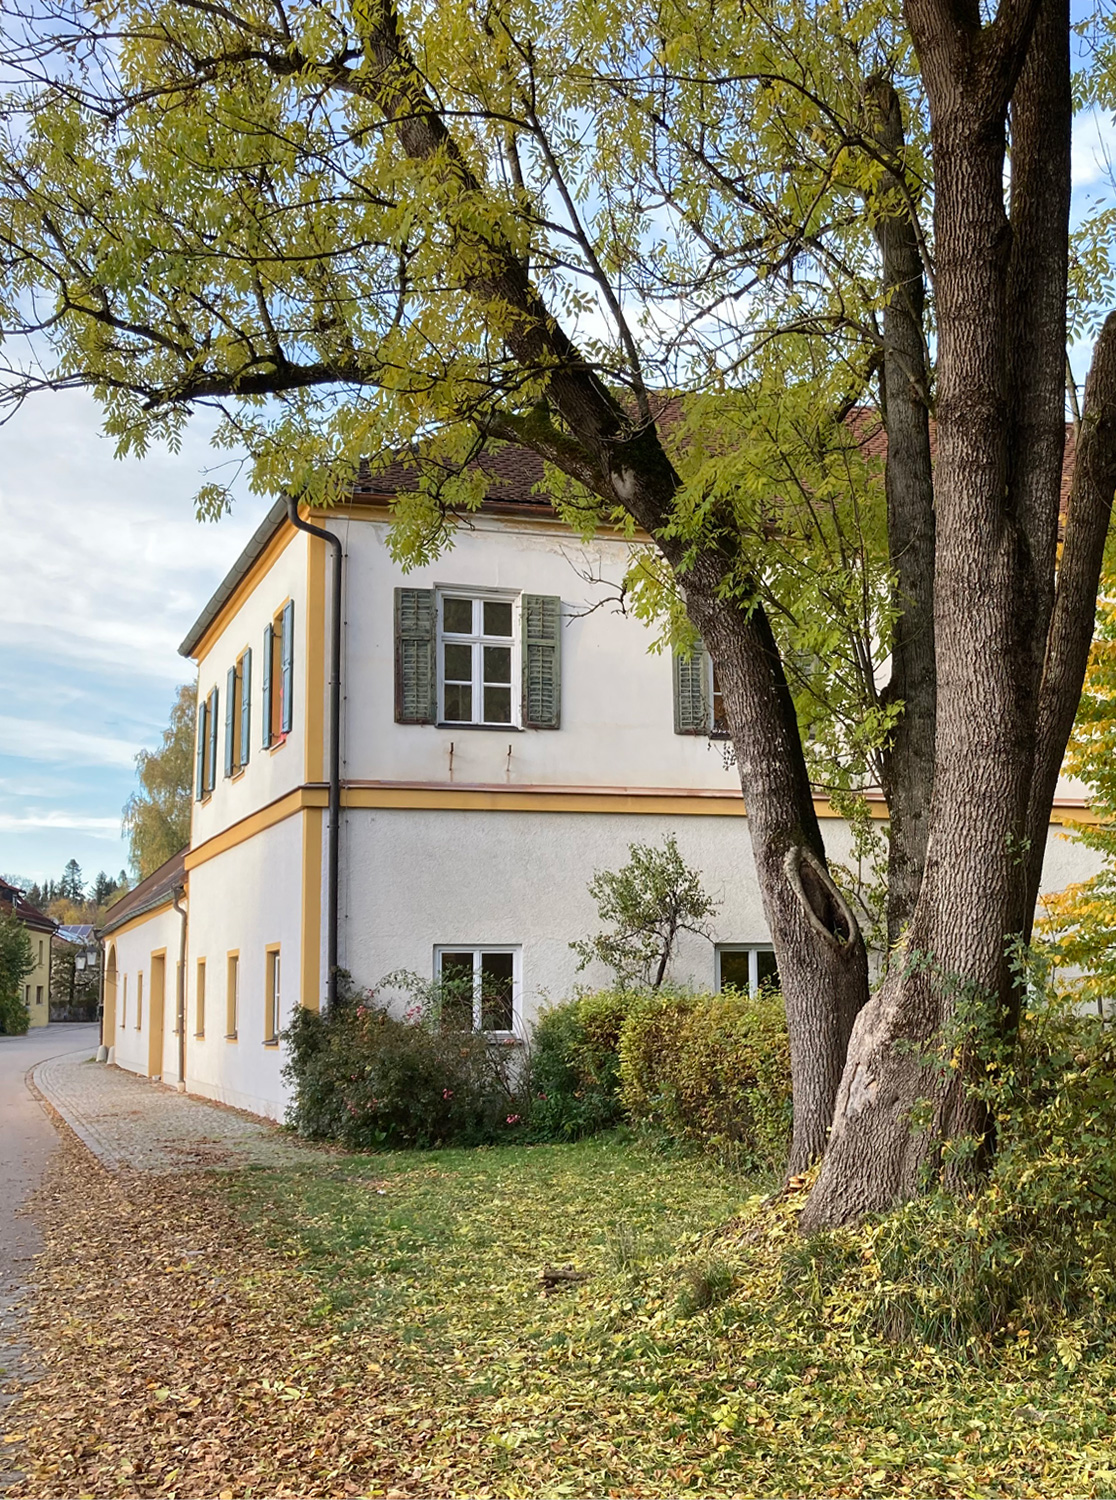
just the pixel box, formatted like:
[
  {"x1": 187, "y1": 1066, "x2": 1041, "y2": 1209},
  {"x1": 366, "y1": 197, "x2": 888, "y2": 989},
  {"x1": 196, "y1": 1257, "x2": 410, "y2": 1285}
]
[
  {"x1": 225, "y1": 1032, "x2": 238, "y2": 1042},
  {"x1": 194, "y1": 1032, "x2": 205, "y2": 1039},
  {"x1": 267, "y1": 734, "x2": 289, "y2": 754},
  {"x1": 437, "y1": 722, "x2": 524, "y2": 732},
  {"x1": 263, "y1": 1038, "x2": 280, "y2": 1048},
  {"x1": 486, "y1": 1033, "x2": 524, "y2": 1047}
]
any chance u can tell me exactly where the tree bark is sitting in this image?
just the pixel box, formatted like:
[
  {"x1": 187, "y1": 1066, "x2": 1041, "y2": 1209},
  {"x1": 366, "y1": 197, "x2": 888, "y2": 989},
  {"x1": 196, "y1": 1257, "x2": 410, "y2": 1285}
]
[
  {"x1": 867, "y1": 79, "x2": 937, "y2": 947},
  {"x1": 1022, "y1": 314, "x2": 1116, "y2": 928},
  {"x1": 801, "y1": 0, "x2": 1063, "y2": 1231}
]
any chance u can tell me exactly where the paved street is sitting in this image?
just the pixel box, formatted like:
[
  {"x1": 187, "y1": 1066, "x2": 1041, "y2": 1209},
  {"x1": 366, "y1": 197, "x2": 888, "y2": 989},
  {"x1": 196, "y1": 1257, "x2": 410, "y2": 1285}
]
[
  {"x1": 0, "y1": 1024, "x2": 100, "y2": 1479},
  {"x1": 1, "y1": 1031, "x2": 309, "y2": 1431}
]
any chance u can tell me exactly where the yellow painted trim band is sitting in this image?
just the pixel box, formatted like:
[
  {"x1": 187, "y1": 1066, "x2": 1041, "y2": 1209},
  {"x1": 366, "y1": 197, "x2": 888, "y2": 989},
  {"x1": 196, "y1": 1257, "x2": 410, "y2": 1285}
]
[
  {"x1": 300, "y1": 806, "x2": 323, "y2": 1013},
  {"x1": 102, "y1": 900, "x2": 177, "y2": 941},
  {"x1": 190, "y1": 522, "x2": 300, "y2": 664},
  {"x1": 180, "y1": 780, "x2": 1099, "y2": 873},
  {"x1": 184, "y1": 787, "x2": 309, "y2": 870},
  {"x1": 304, "y1": 531, "x2": 326, "y2": 784}
]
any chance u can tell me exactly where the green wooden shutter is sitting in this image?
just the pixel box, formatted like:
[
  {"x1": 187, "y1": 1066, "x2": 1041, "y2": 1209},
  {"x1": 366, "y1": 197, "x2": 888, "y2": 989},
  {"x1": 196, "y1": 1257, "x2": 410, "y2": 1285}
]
[
  {"x1": 206, "y1": 686, "x2": 219, "y2": 790},
  {"x1": 195, "y1": 695, "x2": 206, "y2": 800},
  {"x1": 224, "y1": 665, "x2": 236, "y2": 777},
  {"x1": 262, "y1": 624, "x2": 273, "y2": 748},
  {"x1": 394, "y1": 588, "x2": 437, "y2": 724},
  {"x1": 673, "y1": 643, "x2": 708, "y2": 734},
  {"x1": 239, "y1": 648, "x2": 251, "y2": 767},
  {"x1": 280, "y1": 600, "x2": 295, "y2": 734},
  {"x1": 522, "y1": 594, "x2": 562, "y2": 729}
]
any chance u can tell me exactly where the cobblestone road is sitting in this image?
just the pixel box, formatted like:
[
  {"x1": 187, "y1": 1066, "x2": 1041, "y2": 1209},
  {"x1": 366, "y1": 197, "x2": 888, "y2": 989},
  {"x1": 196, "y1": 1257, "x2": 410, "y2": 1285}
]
[{"x1": 33, "y1": 1051, "x2": 313, "y2": 1172}]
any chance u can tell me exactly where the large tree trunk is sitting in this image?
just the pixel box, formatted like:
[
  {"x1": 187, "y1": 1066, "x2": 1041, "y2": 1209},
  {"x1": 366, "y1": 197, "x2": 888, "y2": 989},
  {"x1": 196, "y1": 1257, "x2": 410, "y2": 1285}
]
[
  {"x1": 589, "y1": 429, "x2": 871, "y2": 1172},
  {"x1": 801, "y1": 0, "x2": 1064, "y2": 1231},
  {"x1": 868, "y1": 80, "x2": 937, "y2": 946}
]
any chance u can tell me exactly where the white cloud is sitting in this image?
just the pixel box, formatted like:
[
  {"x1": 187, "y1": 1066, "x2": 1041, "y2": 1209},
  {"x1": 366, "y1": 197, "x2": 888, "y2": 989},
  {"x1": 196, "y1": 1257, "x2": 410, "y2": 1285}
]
[
  {"x1": 0, "y1": 811, "x2": 121, "y2": 835},
  {"x1": 1073, "y1": 107, "x2": 1116, "y2": 193},
  {"x1": 0, "y1": 715, "x2": 143, "y2": 768}
]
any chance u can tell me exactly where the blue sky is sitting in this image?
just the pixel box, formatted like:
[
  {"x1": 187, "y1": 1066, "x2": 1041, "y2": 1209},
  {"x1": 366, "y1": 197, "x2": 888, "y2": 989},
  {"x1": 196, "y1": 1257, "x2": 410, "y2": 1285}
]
[
  {"x1": 0, "y1": 391, "x2": 268, "y2": 887},
  {"x1": 0, "y1": 99, "x2": 1114, "y2": 896}
]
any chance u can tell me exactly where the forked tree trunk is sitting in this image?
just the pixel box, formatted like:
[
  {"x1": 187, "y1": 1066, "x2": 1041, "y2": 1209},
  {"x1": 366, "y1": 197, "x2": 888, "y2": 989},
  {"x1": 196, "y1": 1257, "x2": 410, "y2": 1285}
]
[{"x1": 801, "y1": 0, "x2": 1070, "y2": 1231}]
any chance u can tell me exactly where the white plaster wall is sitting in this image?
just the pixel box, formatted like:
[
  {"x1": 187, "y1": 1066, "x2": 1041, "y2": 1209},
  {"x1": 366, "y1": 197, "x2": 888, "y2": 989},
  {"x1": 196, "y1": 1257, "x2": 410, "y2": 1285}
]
[
  {"x1": 107, "y1": 904, "x2": 186, "y2": 1081},
  {"x1": 340, "y1": 807, "x2": 867, "y2": 1026},
  {"x1": 333, "y1": 512, "x2": 741, "y2": 793},
  {"x1": 183, "y1": 812, "x2": 305, "y2": 1119},
  {"x1": 191, "y1": 528, "x2": 312, "y2": 846}
]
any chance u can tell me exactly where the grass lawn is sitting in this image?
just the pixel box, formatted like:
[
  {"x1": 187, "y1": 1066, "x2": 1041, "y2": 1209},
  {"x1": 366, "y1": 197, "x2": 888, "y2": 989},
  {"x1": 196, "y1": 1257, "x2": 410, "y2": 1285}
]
[{"x1": 222, "y1": 1131, "x2": 1116, "y2": 1498}]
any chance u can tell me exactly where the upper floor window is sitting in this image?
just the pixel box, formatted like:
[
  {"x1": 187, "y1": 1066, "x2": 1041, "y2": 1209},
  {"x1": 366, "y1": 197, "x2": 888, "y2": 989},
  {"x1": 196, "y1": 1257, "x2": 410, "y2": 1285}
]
[
  {"x1": 440, "y1": 594, "x2": 517, "y2": 726},
  {"x1": 395, "y1": 588, "x2": 561, "y2": 729},
  {"x1": 673, "y1": 642, "x2": 728, "y2": 737},
  {"x1": 195, "y1": 684, "x2": 219, "y2": 799},
  {"x1": 262, "y1": 600, "x2": 294, "y2": 749},
  {"x1": 224, "y1": 648, "x2": 252, "y2": 778}
]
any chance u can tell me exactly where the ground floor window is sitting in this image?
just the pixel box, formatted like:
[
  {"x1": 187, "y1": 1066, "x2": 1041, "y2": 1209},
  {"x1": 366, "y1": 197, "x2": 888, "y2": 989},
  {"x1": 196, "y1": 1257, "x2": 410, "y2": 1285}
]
[
  {"x1": 434, "y1": 946, "x2": 518, "y2": 1033},
  {"x1": 716, "y1": 944, "x2": 779, "y2": 996},
  {"x1": 195, "y1": 959, "x2": 206, "y2": 1038},
  {"x1": 226, "y1": 953, "x2": 239, "y2": 1039},
  {"x1": 264, "y1": 947, "x2": 281, "y2": 1044},
  {"x1": 136, "y1": 972, "x2": 143, "y2": 1028}
]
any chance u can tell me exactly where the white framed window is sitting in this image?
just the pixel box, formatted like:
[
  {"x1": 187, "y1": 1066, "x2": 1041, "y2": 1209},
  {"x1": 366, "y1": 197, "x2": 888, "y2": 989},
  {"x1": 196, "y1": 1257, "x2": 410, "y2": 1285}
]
[
  {"x1": 716, "y1": 944, "x2": 779, "y2": 995},
  {"x1": 434, "y1": 946, "x2": 520, "y2": 1034},
  {"x1": 437, "y1": 592, "x2": 519, "y2": 727},
  {"x1": 264, "y1": 946, "x2": 281, "y2": 1044}
]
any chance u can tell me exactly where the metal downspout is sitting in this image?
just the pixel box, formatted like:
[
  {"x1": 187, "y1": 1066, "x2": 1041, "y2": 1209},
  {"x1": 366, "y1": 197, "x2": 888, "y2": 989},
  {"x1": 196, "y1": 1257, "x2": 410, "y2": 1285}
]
[
  {"x1": 285, "y1": 493, "x2": 343, "y2": 1009},
  {"x1": 172, "y1": 888, "x2": 188, "y2": 1089}
]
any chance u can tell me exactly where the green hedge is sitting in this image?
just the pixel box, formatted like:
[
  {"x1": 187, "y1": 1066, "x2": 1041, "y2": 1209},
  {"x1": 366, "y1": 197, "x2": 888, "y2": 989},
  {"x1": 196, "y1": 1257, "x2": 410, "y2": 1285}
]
[
  {"x1": 528, "y1": 988, "x2": 635, "y2": 1140},
  {"x1": 619, "y1": 989, "x2": 792, "y2": 1171}
]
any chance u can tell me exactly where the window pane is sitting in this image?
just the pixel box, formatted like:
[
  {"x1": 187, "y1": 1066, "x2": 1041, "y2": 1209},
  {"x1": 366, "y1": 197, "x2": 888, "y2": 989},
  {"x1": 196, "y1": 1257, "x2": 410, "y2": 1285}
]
[
  {"x1": 711, "y1": 664, "x2": 727, "y2": 735},
  {"x1": 443, "y1": 597, "x2": 473, "y2": 633},
  {"x1": 718, "y1": 949, "x2": 752, "y2": 992},
  {"x1": 483, "y1": 600, "x2": 513, "y2": 637},
  {"x1": 756, "y1": 949, "x2": 780, "y2": 991},
  {"x1": 480, "y1": 952, "x2": 514, "y2": 1031},
  {"x1": 483, "y1": 685, "x2": 512, "y2": 723},
  {"x1": 443, "y1": 683, "x2": 472, "y2": 721},
  {"x1": 483, "y1": 645, "x2": 511, "y2": 684},
  {"x1": 443, "y1": 642, "x2": 472, "y2": 681},
  {"x1": 439, "y1": 953, "x2": 475, "y2": 1030}
]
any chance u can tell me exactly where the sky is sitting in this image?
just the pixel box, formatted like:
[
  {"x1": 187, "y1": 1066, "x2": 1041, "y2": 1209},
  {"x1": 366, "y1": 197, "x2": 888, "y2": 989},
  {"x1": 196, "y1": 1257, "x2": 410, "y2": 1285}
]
[
  {"x1": 0, "y1": 99, "x2": 1115, "y2": 897},
  {"x1": 0, "y1": 392, "x2": 268, "y2": 887}
]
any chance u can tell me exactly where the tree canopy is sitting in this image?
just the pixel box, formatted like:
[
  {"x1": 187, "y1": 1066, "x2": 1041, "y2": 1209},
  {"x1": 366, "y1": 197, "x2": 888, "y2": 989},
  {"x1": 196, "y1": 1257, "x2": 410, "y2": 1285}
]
[
  {"x1": 2, "y1": 0, "x2": 1116, "y2": 1227},
  {"x1": 122, "y1": 684, "x2": 196, "y2": 879}
]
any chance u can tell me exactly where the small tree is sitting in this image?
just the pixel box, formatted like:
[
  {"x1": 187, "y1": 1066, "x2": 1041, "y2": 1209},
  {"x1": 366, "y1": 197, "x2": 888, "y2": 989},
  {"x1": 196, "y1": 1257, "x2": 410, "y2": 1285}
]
[
  {"x1": 0, "y1": 911, "x2": 33, "y2": 1035},
  {"x1": 572, "y1": 836, "x2": 719, "y2": 989}
]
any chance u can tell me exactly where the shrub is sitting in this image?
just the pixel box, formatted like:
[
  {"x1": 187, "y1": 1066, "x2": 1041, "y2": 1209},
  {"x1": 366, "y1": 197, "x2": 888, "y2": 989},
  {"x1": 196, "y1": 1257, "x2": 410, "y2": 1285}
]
[
  {"x1": 782, "y1": 994, "x2": 1116, "y2": 1353},
  {"x1": 619, "y1": 988, "x2": 792, "y2": 1172},
  {"x1": 0, "y1": 911, "x2": 32, "y2": 1035},
  {"x1": 528, "y1": 988, "x2": 636, "y2": 1140},
  {"x1": 283, "y1": 985, "x2": 524, "y2": 1150}
]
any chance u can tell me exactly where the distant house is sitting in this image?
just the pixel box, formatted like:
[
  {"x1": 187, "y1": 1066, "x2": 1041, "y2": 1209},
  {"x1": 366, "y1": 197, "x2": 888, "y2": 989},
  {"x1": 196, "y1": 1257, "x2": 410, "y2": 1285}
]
[
  {"x1": 52, "y1": 924, "x2": 101, "y2": 1022},
  {"x1": 0, "y1": 876, "x2": 56, "y2": 1029},
  {"x1": 95, "y1": 450, "x2": 1106, "y2": 1122}
]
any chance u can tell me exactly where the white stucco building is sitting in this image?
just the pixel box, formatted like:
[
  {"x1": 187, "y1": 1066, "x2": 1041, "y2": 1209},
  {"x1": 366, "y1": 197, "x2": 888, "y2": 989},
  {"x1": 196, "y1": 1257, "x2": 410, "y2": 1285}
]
[{"x1": 99, "y1": 457, "x2": 1104, "y2": 1119}]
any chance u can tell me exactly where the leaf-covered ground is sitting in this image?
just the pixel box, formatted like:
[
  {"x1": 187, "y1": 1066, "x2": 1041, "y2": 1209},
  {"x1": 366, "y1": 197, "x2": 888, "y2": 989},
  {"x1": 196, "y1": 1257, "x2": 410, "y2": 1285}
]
[{"x1": 5, "y1": 1130, "x2": 1116, "y2": 1497}]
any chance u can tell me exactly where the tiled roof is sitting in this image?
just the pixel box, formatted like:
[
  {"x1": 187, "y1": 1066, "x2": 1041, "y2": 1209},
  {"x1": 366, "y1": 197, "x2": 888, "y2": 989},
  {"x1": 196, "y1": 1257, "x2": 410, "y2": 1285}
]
[
  {"x1": 0, "y1": 877, "x2": 56, "y2": 933},
  {"x1": 179, "y1": 404, "x2": 1081, "y2": 660},
  {"x1": 100, "y1": 847, "x2": 187, "y2": 937}
]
